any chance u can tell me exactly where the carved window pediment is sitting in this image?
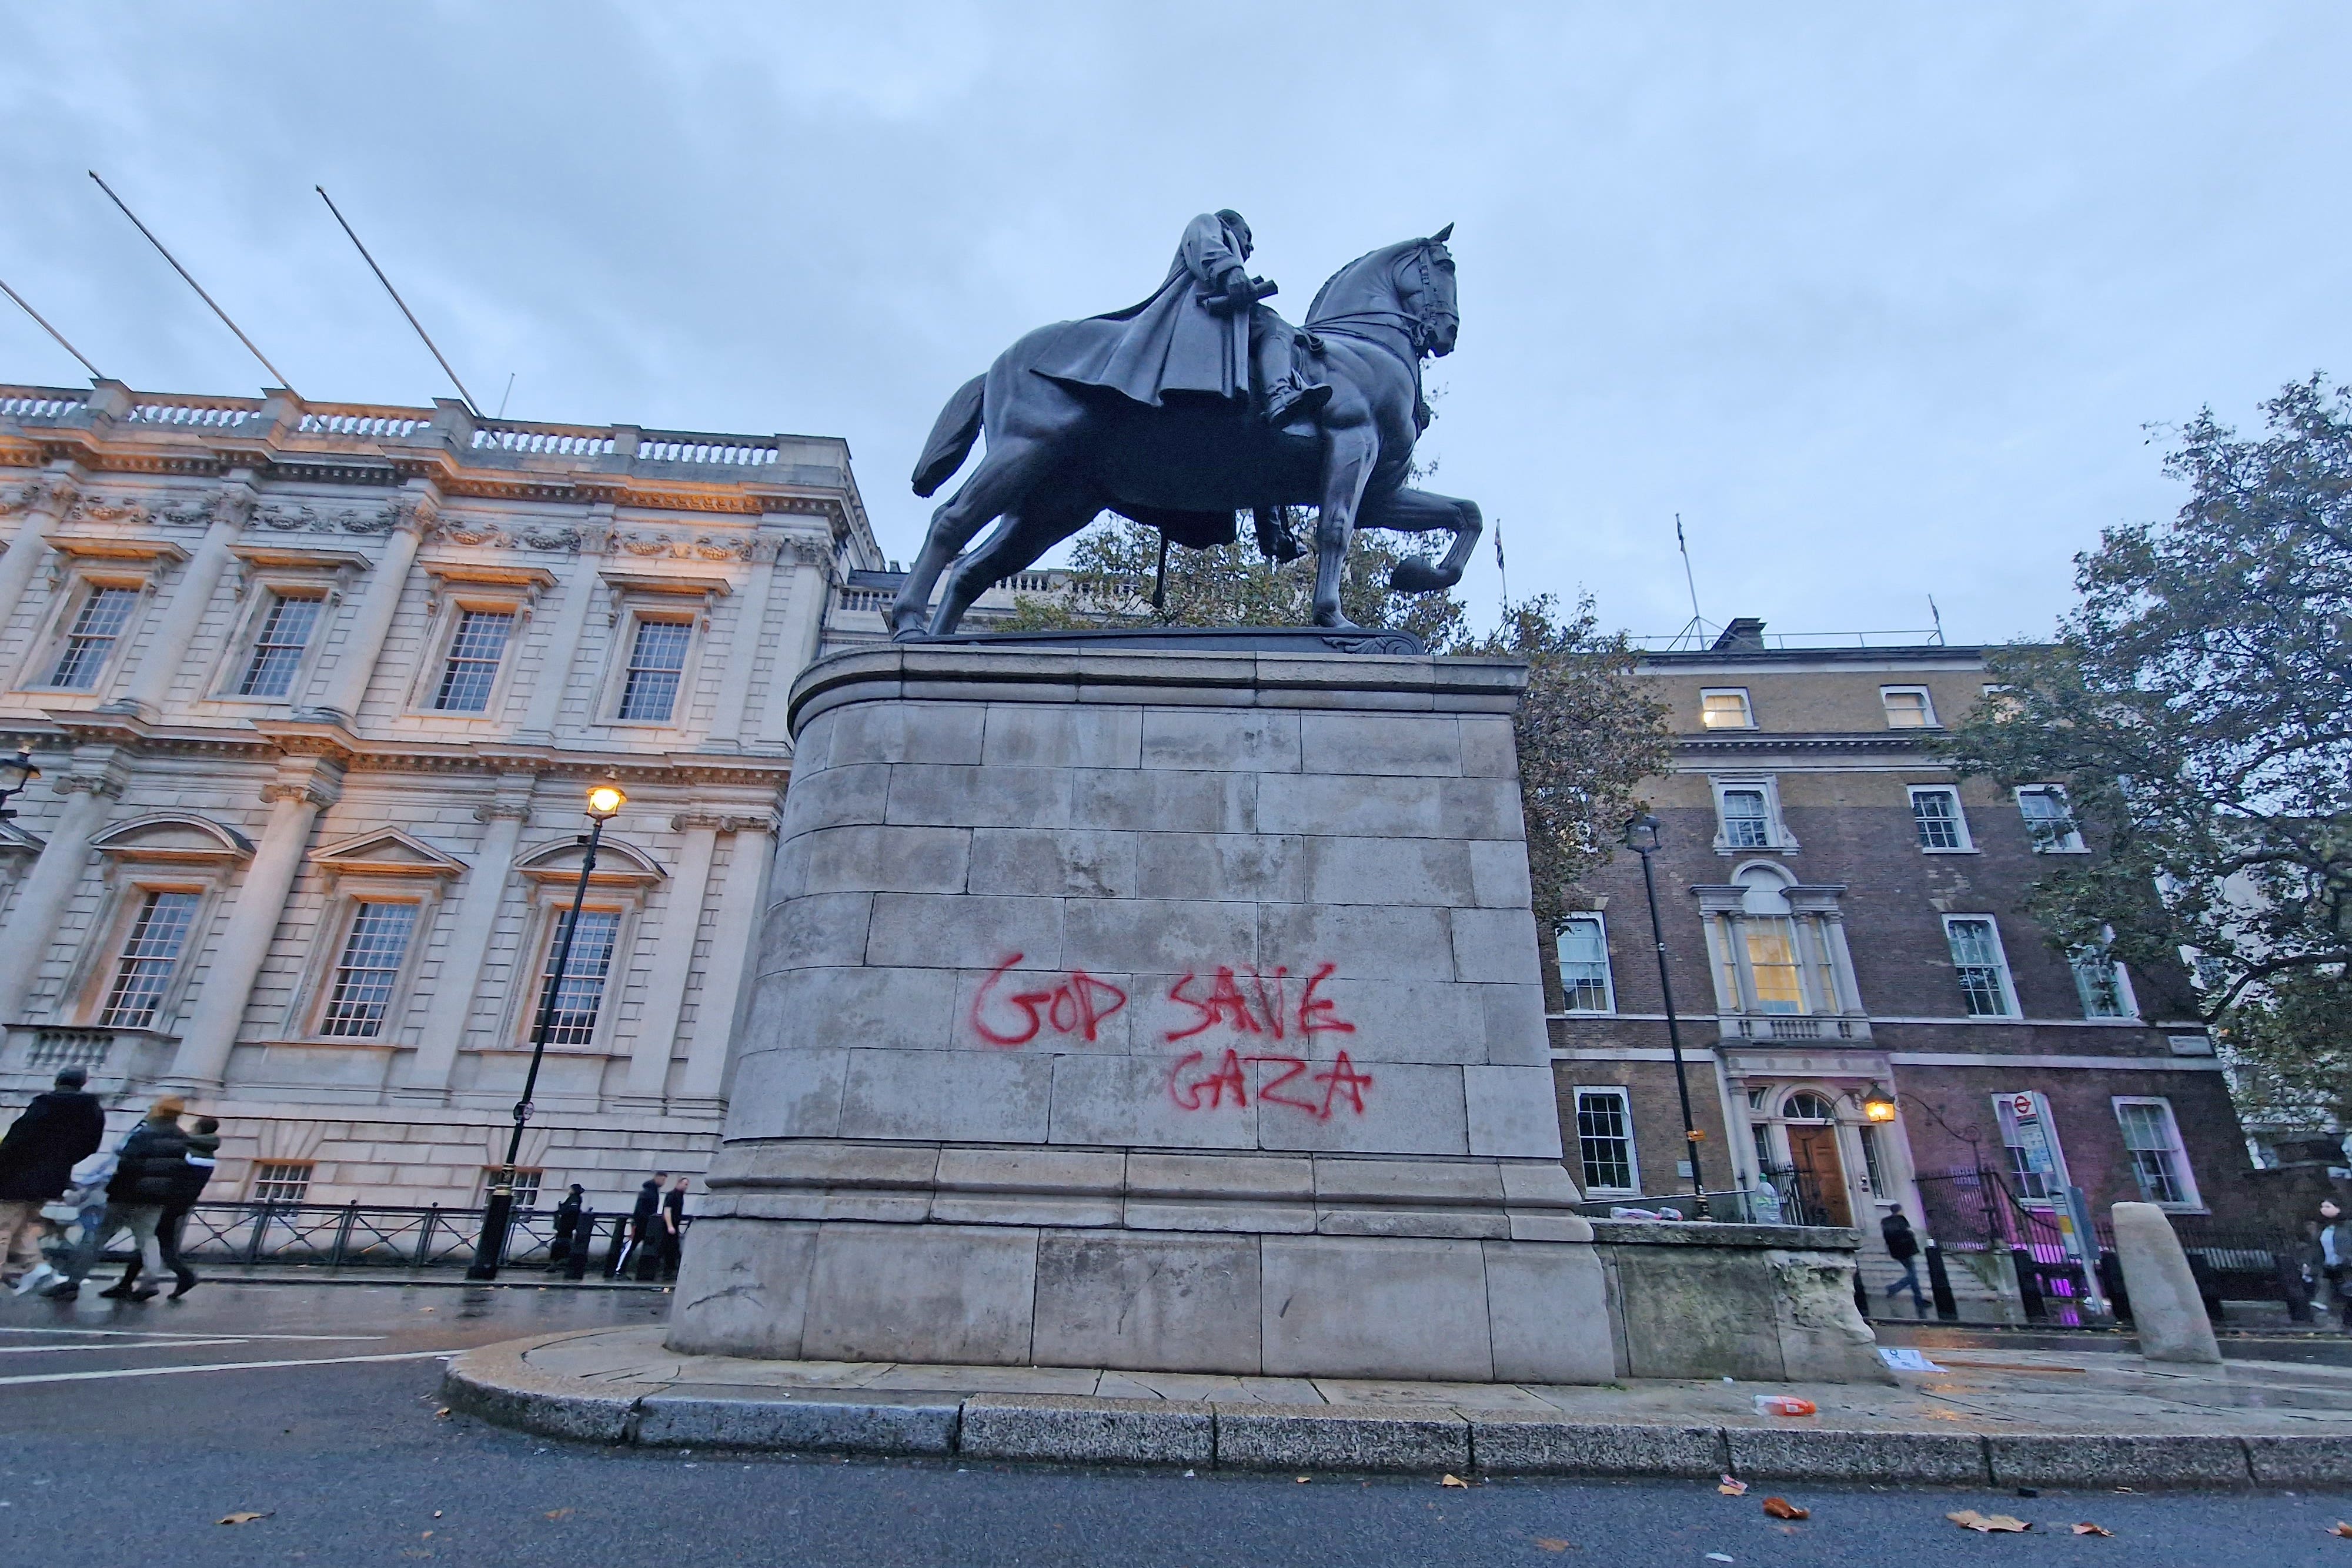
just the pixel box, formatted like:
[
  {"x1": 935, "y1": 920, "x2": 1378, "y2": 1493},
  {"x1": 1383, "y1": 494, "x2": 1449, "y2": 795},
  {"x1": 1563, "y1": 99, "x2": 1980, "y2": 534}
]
[
  {"x1": 514, "y1": 834, "x2": 664, "y2": 887},
  {"x1": 307, "y1": 827, "x2": 468, "y2": 882},
  {"x1": 89, "y1": 813, "x2": 254, "y2": 867}
]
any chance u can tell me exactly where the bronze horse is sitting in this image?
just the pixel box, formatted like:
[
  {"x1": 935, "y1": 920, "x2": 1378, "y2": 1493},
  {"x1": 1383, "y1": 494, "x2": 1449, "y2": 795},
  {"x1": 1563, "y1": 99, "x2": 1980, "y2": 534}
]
[{"x1": 890, "y1": 229, "x2": 1481, "y2": 637}]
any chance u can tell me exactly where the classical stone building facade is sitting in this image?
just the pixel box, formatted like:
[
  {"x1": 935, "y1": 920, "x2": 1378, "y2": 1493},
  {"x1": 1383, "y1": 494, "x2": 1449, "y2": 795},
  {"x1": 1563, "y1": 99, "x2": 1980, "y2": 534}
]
[
  {"x1": 0, "y1": 381, "x2": 884, "y2": 1212},
  {"x1": 1548, "y1": 622, "x2": 2252, "y2": 1299}
]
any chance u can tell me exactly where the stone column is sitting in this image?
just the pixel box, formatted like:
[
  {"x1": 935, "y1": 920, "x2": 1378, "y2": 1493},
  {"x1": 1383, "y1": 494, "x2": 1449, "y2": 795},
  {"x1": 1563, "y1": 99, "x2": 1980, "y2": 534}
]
[
  {"x1": 757, "y1": 539, "x2": 832, "y2": 747},
  {"x1": 0, "y1": 758, "x2": 123, "y2": 1023},
  {"x1": 675, "y1": 817, "x2": 771, "y2": 1105},
  {"x1": 0, "y1": 470, "x2": 78, "y2": 640},
  {"x1": 706, "y1": 537, "x2": 780, "y2": 748},
  {"x1": 515, "y1": 509, "x2": 612, "y2": 742},
  {"x1": 620, "y1": 815, "x2": 720, "y2": 1100},
  {"x1": 111, "y1": 479, "x2": 253, "y2": 720},
  {"x1": 165, "y1": 758, "x2": 342, "y2": 1089},
  {"x1": 305, "y1": 488, "x2": 435, "y2": 727},
  {"x1": 1820, "y1": 911, "x2": 1865, "y2": 1022},
  {"x1": 398, "y1": 776, "x2": 534, "y2": 1099}
]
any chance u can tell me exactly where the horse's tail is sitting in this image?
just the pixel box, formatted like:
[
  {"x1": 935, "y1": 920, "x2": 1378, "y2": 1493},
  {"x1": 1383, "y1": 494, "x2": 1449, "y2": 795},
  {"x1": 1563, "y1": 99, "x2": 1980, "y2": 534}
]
[{"x1": 911, "y1": 374, "x2": 985, "y2": 497}]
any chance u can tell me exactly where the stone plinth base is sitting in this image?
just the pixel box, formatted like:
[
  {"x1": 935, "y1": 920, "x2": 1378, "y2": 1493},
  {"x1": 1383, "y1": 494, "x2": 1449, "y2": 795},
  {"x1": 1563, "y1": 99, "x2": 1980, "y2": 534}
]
[{"x1": 671, "y1": 644, "x2": 1885, "y2": 1383}]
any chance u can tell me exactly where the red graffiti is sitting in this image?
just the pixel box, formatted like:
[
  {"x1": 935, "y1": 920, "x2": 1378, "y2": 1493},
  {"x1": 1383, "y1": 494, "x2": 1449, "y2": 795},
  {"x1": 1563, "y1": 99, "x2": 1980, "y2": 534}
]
[
  {"x1": 1165, "y1": 1048, "x2": 1374, "y2": 1119},
  {"x1": 970, "y1": 954, "x2": 1128, "y2": 1047},
  {"x1": 1165, "y1": 962, "x2": 1354, "y2": 1041}
]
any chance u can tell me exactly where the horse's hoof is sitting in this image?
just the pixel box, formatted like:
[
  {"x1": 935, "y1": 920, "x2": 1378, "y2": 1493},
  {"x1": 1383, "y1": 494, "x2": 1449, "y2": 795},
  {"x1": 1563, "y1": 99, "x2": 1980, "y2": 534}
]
[
  {"x1": 1388, "y1": 558, "x2": 1453, "y2": 593},
  {"x1": 1314, "y1": 611, "x2": 1364, "y2": 632},
  {"x1": 890, "y1": 627, "x2": 928, "y2": 643}
]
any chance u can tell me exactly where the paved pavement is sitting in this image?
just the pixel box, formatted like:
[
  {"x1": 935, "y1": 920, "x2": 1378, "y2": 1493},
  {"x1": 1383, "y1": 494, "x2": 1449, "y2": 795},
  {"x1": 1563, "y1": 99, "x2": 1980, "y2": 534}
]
[{"x1": 8, "y1": 1284, "x2": 2352, "y2": 1566}]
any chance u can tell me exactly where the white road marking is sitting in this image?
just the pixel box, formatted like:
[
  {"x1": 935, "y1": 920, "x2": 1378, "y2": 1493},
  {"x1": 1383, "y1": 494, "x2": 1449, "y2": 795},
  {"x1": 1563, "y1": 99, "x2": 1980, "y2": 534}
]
[
  {"x1": 0, "y1": 1339, "x2": 248, "y2": 1354},
  {"x1": 0, "y1": 1348, "x2": 458, "y2": 1386},
  {"x1": 0, "y1": 1327, "x2": 382, "y2": 1341}
]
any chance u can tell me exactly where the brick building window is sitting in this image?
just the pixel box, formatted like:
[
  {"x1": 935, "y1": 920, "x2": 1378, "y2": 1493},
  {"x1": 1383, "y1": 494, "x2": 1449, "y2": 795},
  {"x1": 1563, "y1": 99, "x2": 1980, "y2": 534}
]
[
  {"x1": 319, "y1": 902, "x2": 420, "y2": 1038},
  {"x1": 237, "y1": 591, "x2": 323, "y2": 697},
  {"x1": 1555, "y1": 915, "x2": 1615, "y2": 1014},
  {"x1": 2070, "y1": 941, "x2": 2135, "y2": 1019},
  {"x1": 1992, "y1": 1091, "x2": 2067, "y2": 1203},
  {"x1": 48, "y1": 584, "x2": 139, "y2": 689},
  {"x1": 1880, "y1": 687, "x2": 1936, "y2": 728},
  {"x1": 2113, "y1": 1098, "x2": 2197, "y2": 1208},
  {"x1": 1942, "y1": 916, "x2": 2017, "y2": 1018},
  {"x1": 433, "y1": 608, "x2": 514, "y2": 712},
  {"x1": 1699, "y1": 688, "x2": 1753, "y2": 729},
  {"x1": 250, "y1": 1162, "x2": 313, "y2": 1205},
  {"x1": 98, "y1": 890, "x2": 201, "y2": 1028},
  {"x1": 533, "y1": 907, "x2": 622, "y2": 1045},
  {"x1": 1573, "y1": 1088, "x2": 1638, "y2": 1194},
  {"x1": 1720, "y1": 789, "x2": 1772, "y2": 847},
  {"x1": 2016, "y1": 785, "x2": 2085, "y2": 852},
  {"x1": 1907, "y1": 786, "x2": 1972, "y2": 851}
]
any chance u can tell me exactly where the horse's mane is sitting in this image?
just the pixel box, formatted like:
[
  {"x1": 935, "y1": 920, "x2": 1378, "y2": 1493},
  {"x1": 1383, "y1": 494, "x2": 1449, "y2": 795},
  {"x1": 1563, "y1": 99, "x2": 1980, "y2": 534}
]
[{"x1": 1305, "y1": 238, "x2": 1428, "y2": 326}]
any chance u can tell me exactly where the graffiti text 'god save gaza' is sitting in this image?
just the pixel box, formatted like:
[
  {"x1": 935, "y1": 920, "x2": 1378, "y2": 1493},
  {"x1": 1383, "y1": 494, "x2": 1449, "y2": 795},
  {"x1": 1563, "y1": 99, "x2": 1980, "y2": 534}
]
[{"x1": 967, "y1": 955, "x2": 1372, "y2": 1119}]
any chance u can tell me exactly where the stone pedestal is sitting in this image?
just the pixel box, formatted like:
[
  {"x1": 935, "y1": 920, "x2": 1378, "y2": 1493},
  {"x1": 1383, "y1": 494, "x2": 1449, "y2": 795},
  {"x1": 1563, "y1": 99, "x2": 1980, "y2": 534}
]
[{"x1": 670, "y1": 643, "x2": 1885, "y2": 1383}]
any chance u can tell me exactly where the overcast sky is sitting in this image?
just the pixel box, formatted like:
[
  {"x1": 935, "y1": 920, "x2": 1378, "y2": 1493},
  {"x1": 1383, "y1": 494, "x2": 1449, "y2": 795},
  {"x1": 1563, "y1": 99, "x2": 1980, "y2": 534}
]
[{"x1": 4, "y1": 4, "x2": 2344, "y2": 644}]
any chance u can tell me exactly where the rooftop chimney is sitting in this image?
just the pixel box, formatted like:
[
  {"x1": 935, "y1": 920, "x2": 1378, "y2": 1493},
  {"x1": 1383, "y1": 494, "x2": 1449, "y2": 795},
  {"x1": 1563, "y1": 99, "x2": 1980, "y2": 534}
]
[{"x1": 1711, "y1": 617, "x2": 1768, "y2": 652}]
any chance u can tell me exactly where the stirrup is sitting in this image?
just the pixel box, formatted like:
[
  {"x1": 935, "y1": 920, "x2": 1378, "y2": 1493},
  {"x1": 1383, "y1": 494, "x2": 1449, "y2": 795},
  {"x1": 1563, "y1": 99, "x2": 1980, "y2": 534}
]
[{"x1": 1262, "y1": 382, "x2": 1331, "y2": 427}]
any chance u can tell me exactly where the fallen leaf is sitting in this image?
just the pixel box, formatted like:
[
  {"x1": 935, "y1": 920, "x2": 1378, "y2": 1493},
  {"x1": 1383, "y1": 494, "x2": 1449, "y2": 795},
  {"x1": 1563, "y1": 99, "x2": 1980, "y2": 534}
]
[
  {"x1": 2333, "y1": 1522, "x2": 2352, "y2": 1538},
  {"x1": 1533, "y1": 1540, "x2": 1571, "y2": 1554},
  {"x1": 1761, "y1": 1497, "x2": 1809, "y2": 1521},
  {"x1": 431, "y1": 1512, "x2": 442, "y2": 1519},
  {"x1": 2073, "y1": 1523, "x2": 2113, "y2": 1537},
  {"x1": 1295, "y1": 1476, "x2": 1311, "y2": 1484},
  {"x1": 1705, "y1": 1554, "x2": 1735, "y2": 1564},
  {"x1": 1440, "y1": 1474, "x2": 1470, "y2": 1489},
  {"x1": 1947, "y1": 1510, "x2": 2030, "y2": 1533},
  {"x1": 1718, "y1": 1476, "x2": 1749, "y2": 1496},
  {"x1": 544, "y1": 1509, "x2": 572, "y2": 1521},
  {"x1": 218, "y1": 1512, "x2": 272, "y2": 1526},
  {"x1": 433, "y1": 1408, "x2": 451, "y2": 1419}
]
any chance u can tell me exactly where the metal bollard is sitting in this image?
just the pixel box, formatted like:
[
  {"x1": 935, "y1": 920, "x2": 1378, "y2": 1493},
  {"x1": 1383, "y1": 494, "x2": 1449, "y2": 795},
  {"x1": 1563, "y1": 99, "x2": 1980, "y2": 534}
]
[
  {"x1": 1924, "y1": 1240, "x2": 1960, "y2": 1321},
  {"x1": 564, "y1": 1208, "x2": 592, "y2": 1281}
]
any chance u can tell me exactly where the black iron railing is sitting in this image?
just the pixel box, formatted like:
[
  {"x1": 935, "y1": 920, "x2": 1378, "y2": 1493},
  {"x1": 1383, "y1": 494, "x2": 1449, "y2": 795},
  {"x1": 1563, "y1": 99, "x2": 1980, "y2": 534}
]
[{"x1": 98, "y1": 1201, "x2": 684, "y2": 1278}]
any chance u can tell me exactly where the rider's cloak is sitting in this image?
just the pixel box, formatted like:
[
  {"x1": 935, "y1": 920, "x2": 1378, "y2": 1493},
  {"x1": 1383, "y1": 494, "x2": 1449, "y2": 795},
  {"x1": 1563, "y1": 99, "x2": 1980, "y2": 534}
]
[{"x1": 1030, "y1": 212, "x2": 1248, "y2": 406}]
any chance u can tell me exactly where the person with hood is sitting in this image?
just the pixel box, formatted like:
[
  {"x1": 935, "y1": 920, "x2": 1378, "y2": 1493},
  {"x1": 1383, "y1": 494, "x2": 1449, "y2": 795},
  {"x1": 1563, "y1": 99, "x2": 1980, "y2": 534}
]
[
  {"x1": 0, "y1": 1066, "x2": 105, "y2": 1292},
  {"x1": 114, "y1": 1115, "x2": 217, "y2": 1301},
  {"x1": 1880, "y1": 1208, "x2": 1930, "y2": 1318},
  {"x1": 48, "y1": 1095, "x2": 191, "y2": 1301},
  {"x1": 548, "y1": 1183, "x2": 584, "y2": 1269}
]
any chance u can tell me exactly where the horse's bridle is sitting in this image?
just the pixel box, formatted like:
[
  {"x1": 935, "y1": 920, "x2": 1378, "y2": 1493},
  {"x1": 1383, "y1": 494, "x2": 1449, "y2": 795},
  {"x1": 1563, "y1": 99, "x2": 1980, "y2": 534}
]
[{"x1": 1309, "y1": 239, "x2": 1456, "y2": 357}]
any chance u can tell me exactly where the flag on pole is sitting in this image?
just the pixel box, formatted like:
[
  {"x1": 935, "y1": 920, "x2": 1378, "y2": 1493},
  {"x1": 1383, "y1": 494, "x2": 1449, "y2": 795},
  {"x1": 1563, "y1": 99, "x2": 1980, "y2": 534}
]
[{"x1": 1494, "y1": 521, "x2": 1505, "y2": 573}]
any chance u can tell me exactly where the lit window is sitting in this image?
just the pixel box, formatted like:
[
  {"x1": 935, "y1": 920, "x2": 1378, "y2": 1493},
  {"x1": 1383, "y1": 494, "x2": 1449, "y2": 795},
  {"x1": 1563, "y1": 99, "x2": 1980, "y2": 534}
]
[
  {"x1": 1783, "y1": 1090, "x2": 1835, "y2": 1122},
  {"x1": 98, "y1": 890, "x2": 201, "y2": 1028},
  {"x1": 2017, "y1": 786, "x2": 2084, "y2": 852},
  {"x1": 2070, "y1": 942, "x2": 2134, "y2": 1019},
  {"x1": 433, "y1": 609, "x2": 514, "y2": 712},
  {"x1": 1858, "y1": 1124, "x2": 1890, "y2": 1198},
  {"x1": 250, "y1": 1161, "x2": 313, "y2": 1205},
  {"x1": 1720, "y1": 788, "x2": 1772, "y2": 848},
  {"x1": 319, "y1": 902, "x2": 419, "y2": 1038},
  {"x1": 48, "y1": 586, "x2": 139, "y2": 688},
  {"x1": 533, "y1": 908, "x2": 621, "y2": 1045},
  {"x1": 617, "y1": 618, "x2": 691, "y2": 722},
  {"x1": 2114, "y1": 1099, "x2": 2196, "y2": 1206},
  {"x1": 1943, "y1": 916, "x2": 2016, "y2": 1017},
  {"x1": 1909, "y1": 786, "x2": 1968, "y2": 851},
  {"x1": 1556, "y1": 915, "x2": 1615, "y2": 1014},
  {"x1": 238, "y1": 592, "x2": 323, "y2": 698},
  {"x1": 1574, "y1": 1088, "x2": 1637, "y2": 1193},
  {"x1": 1743, "y1": 918, "x2": 1805, "y2": 1014},
  {"x1": 1880, "y1": 687, "x2": 1935, "y2": 728},
  {"x1": 1699, "y1": 689, "x2": 1753, "y2": 729}
]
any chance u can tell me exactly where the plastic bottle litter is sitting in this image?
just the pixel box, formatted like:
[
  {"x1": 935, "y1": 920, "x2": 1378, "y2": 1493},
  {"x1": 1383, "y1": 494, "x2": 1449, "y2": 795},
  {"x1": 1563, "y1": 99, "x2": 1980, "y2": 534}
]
[{"x1": 1752, "y1": 1395, "x2": 1818, "y2": 1417}]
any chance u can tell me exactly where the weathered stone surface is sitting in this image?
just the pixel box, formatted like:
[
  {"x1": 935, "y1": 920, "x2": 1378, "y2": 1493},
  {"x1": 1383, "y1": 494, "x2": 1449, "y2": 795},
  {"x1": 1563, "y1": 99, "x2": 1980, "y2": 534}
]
[
  {"x1": 1726, "y1": 1426, "x2": 1989, "y2": 1484},
  {"x1": 1765, "y1": 1249, "x2": 1897, "y2": 1385},
  {"x1": 1986, "y1": 1432, "x2": 2250, "y2": 1488},
  {"x1": 776, "y1": 761, "x2": 892, "y2": 831},
  {"x1": 1298, "y1": 712, "x2": 1462, "y2": 777},
  {"x1": 800, "y1": 824, "x2": 970, "y2": 896},
  {"x1": 1141, "y1": 708, "x2": 1301, "y2": 773},
  {"x1": 1260, "y1": 1236, "x2": 1494, "y2": 1380},
  {"x1": 667, "y1": 1216, "x2": 817, "y2": 1358},
  {"x1": 1482, "y1": 1240, "x2": 1618, "y2": 1383},
  {"x1": 440, "y1": 1345, "x2": 637, "y2": 1443},
  {"x1": 800, "y1": 1222, "x2": 1040, "y2": 1365},
  {"x1": 2245, "y1": 1435, "x2": 2352, "y2": 1486},
  {"x1": 1252, "y1": 1062, "x2": 1469, "y2": 1156},
  {"x1": 2111, "y1": 1201, "x2": 2223, "y2": 1365},
  {"x1": 1047, "y1": 1054, "x2": 1261, "y2": 1149},
  {"x1": 1215, "y1": 1402, "x2": 1471, "y2": 1472},
  {"x1": 1299, "y1": 835, "x2": 1474, "y2": 908},
  {"x1": 981, "y1": 703, "x2": 1142, "y2": 769},
  {"x1": 824, "y1": 699, "x2": 987, "y2": 765},
  {"x1": 1064, "y1": 898, "x2": 1258, "y2": 974},
  {"x1": 960, "y1": 1395, "x2": 1212, "y2": 1465},
  {"x1": 837, "y1": 1048, "x2": 1055, "y2": 1144},
  {"x1": 1068, "y1": 767, "x2": 1254, "y2": 833},
  {"x1": 1470, "y1": 1415, "x2": 1725, "y2": 1476},
  {"x1": 863, "y1": 892, "x2": 1064, "y2": 971},
  {"x1": 636, "y1": 1394, "x2": 960, "y2": 1455},
  {"x1": 1033, "y1": 1232, "x2": 1261, "y2": 1372},
  {"x1": 1134, "y1": 831, "x2": 1302, "y2": 902},
  {"x1": 749, "y1": 965, "x2": 959, "y2": 1054},
  {"x1": 967, "y1": 827, "x2": 1138, "y2": 899},
  {"x1": 1608, "y1": 1244, "x2": 1786, "y2": 1381},
  {"x1": 723, "y1": 1048, "x2": 847, "y2": 1139},
  {"x1": 756, "y1": 891, "x2": 876, "y2": 971},
  {"x1": 1464, "y1": 1066, "x2": 1566, "y2": 1159}
]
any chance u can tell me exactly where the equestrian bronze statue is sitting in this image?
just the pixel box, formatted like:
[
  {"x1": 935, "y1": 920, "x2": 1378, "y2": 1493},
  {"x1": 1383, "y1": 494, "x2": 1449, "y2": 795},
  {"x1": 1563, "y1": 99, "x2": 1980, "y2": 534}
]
[{"x1": 890, "y1": 215, "x2": 1481, "y2": 637}]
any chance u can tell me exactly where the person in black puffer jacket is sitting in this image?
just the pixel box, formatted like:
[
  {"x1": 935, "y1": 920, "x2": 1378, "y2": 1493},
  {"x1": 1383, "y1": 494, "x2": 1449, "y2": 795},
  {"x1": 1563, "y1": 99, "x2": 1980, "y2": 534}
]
[
  {"x1": 115, "y1": 1115, "x2": 218, "y2": 1301},
  {"x1": 0, "y1": 1067, "x2": 105, "y2": 1289},
  {"x1": 48, "y1": 1096, "x2": 189, "y2": 1301}
]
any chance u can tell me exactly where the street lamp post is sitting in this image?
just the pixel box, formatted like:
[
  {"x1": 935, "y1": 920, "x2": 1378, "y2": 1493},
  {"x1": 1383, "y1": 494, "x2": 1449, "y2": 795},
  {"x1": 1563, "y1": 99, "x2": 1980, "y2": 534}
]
[
  {"x1": 467, "y1": 781, "x2": 626, "y2": 1281},
  {"x1": 0, "y1": 748, "x2": 41, "y2": 821},
  {"x1": 1623, "y1": 813, "x2": 1709, "y2": 1220}
]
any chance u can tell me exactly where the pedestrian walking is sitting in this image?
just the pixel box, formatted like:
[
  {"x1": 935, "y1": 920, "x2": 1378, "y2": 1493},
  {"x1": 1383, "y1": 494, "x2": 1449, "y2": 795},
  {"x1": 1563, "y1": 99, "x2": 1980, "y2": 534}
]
[
  {"x1": 0, "y1": 1066, "x2": 105, "y2": 1295},
  {"x1": 2319, "y1": 1200, "x2": 2348, "y2": 1331},
  {"x1": 549, "y1": 1183, "x2": 584, "y2": 1270},
  {"x1": 48, "y1": 1095, "x2": 192, "y2": 1301},
  {"x1": 1881, "y1": 1209, "x2": 1929, "y2": 1317},
  {"x1": 659, "y1": 1175, "x2": 687, "y2": 1280},
  {"x1": 117, "y1": 1116, "x2": 218, "y2": 1301},
  {"x1": 626, "y1": 1173, "x2": 665, "y2": 1281}
]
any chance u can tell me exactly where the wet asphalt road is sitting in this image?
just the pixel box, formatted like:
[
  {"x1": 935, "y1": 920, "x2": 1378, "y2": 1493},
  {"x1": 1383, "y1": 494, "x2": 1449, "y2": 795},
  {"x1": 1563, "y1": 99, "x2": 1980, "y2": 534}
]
[{"x1": 4, "y1": 1282, "x2": 2351, "y2": 1567}]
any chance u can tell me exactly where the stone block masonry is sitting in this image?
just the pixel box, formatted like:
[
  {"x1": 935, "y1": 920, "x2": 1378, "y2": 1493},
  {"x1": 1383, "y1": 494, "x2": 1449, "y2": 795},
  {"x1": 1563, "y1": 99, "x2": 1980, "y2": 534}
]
[{"x1": 671, "y1": 644, "x2": 1889, "y2": 1384}]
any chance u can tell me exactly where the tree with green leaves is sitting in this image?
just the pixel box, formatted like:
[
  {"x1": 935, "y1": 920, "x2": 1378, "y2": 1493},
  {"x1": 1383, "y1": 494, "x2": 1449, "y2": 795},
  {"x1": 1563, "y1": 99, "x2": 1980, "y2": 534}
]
[
  {"x1": 1937, "y1": 376, "x2": 2352, "y2": 1126},
  {"x1": 1005, "y1": 516, "x2": 1670, "y2": 941}
]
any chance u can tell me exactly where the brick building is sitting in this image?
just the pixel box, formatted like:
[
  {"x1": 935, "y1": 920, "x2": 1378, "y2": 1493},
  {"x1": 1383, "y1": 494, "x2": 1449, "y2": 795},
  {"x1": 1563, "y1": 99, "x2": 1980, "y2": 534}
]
[{"x1": 1549, "y1": 620, "x2": 2254, "y2": 1288}]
